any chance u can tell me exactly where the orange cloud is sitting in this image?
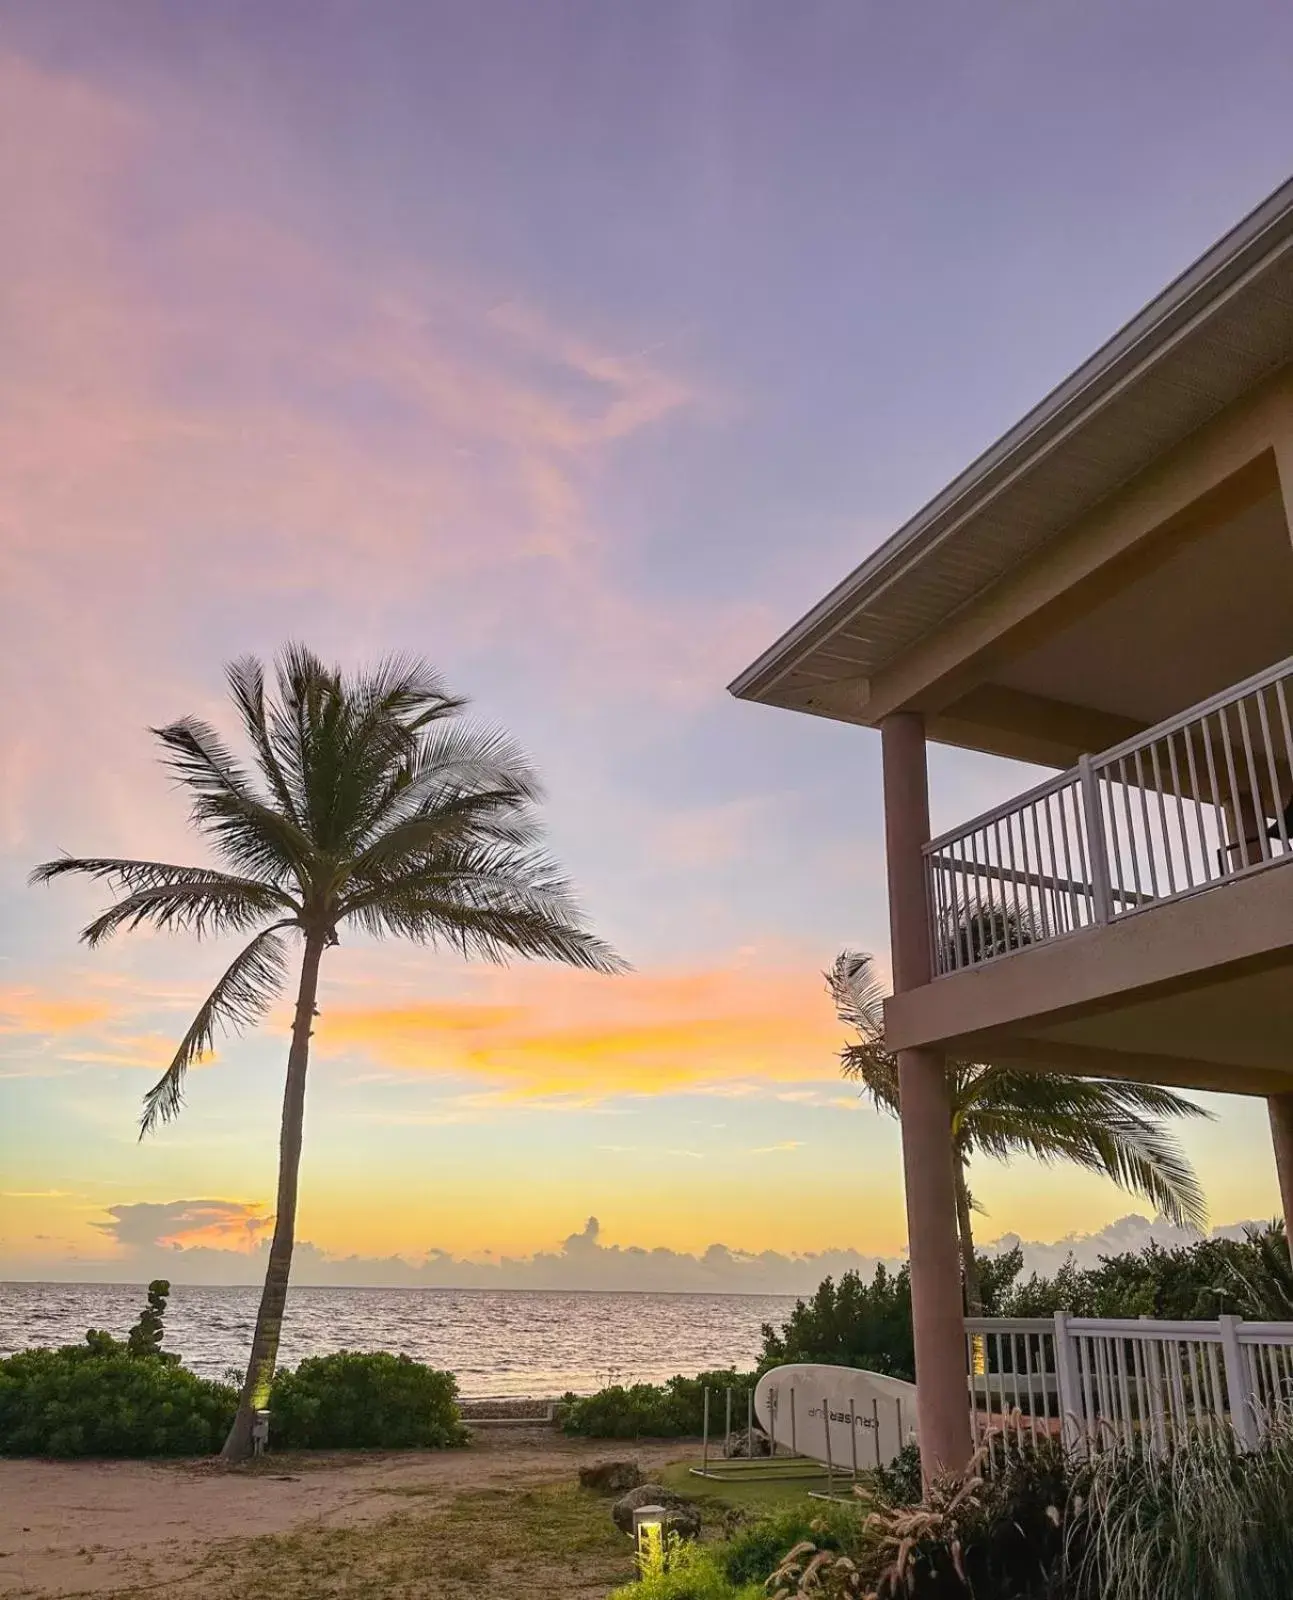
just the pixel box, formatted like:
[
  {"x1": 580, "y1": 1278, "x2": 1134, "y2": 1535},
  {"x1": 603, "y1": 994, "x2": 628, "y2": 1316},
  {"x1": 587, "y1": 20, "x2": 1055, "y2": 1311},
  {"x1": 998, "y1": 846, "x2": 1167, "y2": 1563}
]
[
  {"x1": 317, "y1": 962, "x2": 843, "y2": 1097},
  {"x1": 0, "y1": 984, "x2": 188, "y2": 1077},
  {"x1": 0, "y1": 990, "x2": 115, "y2": 1036}
]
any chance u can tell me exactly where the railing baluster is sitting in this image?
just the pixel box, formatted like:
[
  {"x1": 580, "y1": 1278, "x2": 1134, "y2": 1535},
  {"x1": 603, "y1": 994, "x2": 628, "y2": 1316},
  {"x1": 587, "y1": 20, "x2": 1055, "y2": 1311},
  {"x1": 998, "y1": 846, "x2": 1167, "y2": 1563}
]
[
  {"x1": 1149, "y1": 740, "x2": 1177, "y2": 895},
  {"x1": 1132, "y1": 747, "x2": 1160, "y2": 898},
  {"x1": 1205, "y1": 1339, "x2": 1224, "y2": 1428},
  {"x1": 1117, "y1": 757, "x2": 1143, "y2": 903},
  {"x1": 1114, "y1": 1337, "x2": 1133, "y2": 1444},
  {"x1": 1237, "y1": 697, "x2": 1270, "y2": 864},
  {"x1": 1182, "y1": 720, "x2": 1210, "y2": 886},
  {"x1": 1256, "y1": 689, "x2": 1288, "y2": 855},
  {"x1": 1200, "y1": 710, "x2": 1225, "y2": 881},
  {"x1": 1165, "y1": 731, "x2": 1194, "y2": 891},
  {"x1": 1029, "y1": 799, "x2": 1052, "y2": 939},
  {"x1": 1217, "y1": 708, "x2": 1249, "y2": 871}
]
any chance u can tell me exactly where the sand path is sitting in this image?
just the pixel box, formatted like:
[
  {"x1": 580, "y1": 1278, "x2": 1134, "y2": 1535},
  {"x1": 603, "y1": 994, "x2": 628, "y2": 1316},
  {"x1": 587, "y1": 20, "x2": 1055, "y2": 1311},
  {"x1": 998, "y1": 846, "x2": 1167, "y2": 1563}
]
[{"x1": 0, "y1": 1429, "x2": 687, "y2": 1597}]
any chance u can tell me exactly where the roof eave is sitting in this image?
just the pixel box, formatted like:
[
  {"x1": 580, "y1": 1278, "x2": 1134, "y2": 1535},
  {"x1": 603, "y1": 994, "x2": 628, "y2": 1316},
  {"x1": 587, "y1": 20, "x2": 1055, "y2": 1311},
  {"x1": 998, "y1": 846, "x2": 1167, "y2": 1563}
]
[{"x1": 729, "y1": 174, "x2": 1293, "y2": 705}]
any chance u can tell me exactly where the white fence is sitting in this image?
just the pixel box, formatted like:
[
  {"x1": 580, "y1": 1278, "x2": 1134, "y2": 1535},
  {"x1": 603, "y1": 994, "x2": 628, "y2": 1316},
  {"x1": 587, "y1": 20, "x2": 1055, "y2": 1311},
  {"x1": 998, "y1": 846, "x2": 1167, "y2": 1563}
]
[
  {"x1": 927, "y1": 655, "x2": 1293, "y2": 974},
  {"x1": 965, "y1": 1313, "x2": 1293, "y2": 1455}
]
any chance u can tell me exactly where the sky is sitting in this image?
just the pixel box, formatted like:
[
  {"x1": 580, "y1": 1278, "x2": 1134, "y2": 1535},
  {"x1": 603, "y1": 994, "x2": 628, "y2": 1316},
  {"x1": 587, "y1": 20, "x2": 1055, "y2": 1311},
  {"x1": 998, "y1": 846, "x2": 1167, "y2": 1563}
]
[{"x1": 2, "y1": 0, "x2": 1292, "y2": 1291}]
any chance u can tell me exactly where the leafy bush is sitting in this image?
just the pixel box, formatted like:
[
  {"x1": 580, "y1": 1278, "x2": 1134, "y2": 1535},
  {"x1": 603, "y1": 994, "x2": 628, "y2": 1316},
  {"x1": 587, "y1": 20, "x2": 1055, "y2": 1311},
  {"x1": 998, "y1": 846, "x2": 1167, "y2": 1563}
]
[
  {"x1": 0, "y1": 1279, "x2": 236, "y2": 1459},
  {"x1": 760, "y1": 1263, "x2": 916, "y2": 1380},
  {"x1": 771, "y1": 1431, "x2": 1073, "y2": 1599},
  {"x1": 0, "y1": 1344, "x2": 236, "y2": 1458},
  {"x1": 867, "y1": 1439, "x2": 923, "y2": 1507},
  {"x1": 561, "y1": 1369, "x2": 753, "y2": 1439},
  {"x1": 269, "y1": 1350, "x2": 467, "y2": 1449},
  {"x1": 717, "y1": 1502, "x2": 866, "y2": 1586}
]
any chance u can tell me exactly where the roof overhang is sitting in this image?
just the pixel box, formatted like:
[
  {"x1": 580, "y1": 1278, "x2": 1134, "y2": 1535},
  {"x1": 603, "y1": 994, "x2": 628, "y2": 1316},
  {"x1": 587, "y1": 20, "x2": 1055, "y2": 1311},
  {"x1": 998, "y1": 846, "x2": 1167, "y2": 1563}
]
[{"x1": 730, "y1": 176, "x2": 1293, "y2": 725}]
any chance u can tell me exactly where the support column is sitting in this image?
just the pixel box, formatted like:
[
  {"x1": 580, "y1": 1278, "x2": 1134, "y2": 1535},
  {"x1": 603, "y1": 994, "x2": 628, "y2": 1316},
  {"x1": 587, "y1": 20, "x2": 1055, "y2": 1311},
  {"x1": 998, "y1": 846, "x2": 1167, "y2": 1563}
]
[
  {"x1": 881, "y1": 712, "x2": 973, "y2": 1480},
  {"x1": 1268, "y1": 1094, "x2": 1293, "y2": 1256}
]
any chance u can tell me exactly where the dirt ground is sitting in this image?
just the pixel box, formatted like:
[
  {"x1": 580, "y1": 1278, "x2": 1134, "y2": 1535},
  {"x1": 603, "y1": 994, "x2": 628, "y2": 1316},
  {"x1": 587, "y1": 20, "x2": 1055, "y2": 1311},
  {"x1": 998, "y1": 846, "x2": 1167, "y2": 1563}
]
[{"x1": 0, "y1": 1429, "x2": 692, "y2": 1598}]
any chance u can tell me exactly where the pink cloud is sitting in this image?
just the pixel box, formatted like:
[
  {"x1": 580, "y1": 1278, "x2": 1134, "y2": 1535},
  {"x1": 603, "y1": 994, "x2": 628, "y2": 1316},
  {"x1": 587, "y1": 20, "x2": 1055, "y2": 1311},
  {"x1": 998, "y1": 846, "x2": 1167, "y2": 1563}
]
[{"x1": 0, "y1": 47, "x2": 770, "y2": 856}]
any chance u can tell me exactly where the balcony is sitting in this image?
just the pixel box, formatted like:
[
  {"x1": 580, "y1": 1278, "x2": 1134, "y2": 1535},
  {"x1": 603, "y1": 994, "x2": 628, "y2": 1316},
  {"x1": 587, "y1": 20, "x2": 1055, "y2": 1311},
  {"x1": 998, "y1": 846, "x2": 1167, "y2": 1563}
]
[{"x1": 924, "y1": 655, "x2": 1293, "y2": 977}]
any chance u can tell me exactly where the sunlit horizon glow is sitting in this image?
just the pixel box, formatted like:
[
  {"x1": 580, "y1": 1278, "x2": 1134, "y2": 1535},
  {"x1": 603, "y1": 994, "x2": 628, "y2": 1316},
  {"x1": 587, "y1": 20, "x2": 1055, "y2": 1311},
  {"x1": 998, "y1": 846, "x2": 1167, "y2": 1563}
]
[{"x1": 3, "y1": 3, "x2": 1292, "y2": 1288}]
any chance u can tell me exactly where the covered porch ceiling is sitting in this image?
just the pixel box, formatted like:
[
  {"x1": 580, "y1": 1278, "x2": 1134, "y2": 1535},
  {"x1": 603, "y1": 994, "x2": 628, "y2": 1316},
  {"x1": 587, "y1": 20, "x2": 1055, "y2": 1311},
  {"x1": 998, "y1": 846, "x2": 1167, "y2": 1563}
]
[{"x1": 929, "y1": 479, "x2": 1293, "y2": 767}]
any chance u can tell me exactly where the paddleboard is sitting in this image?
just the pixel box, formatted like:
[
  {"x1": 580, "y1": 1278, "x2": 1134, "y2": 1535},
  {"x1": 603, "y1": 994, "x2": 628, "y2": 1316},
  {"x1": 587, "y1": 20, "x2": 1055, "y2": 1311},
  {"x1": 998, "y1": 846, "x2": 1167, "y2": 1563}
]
[{"x1": 753, "y1": 1363, "x2": 918, "y2": 1471}]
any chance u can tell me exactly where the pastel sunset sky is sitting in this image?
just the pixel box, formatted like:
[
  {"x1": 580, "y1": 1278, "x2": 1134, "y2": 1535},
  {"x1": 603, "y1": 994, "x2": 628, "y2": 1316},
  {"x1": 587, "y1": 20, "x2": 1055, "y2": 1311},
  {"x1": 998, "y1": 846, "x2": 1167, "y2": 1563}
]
[{"x1": 3, "y1": 1, "x2": 1292, "y2": 1288}]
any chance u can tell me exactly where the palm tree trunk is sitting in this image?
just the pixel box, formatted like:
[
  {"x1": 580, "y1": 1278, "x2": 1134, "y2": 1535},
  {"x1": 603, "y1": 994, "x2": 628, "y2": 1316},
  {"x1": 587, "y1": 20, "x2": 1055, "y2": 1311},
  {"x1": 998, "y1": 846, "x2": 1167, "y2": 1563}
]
[
  {"x1": 953, "y1": 1159, "x2": 983, "y2": 1316},
  {"x1": 221, "y1": 930, "x2": 326, "y2": 1463}
]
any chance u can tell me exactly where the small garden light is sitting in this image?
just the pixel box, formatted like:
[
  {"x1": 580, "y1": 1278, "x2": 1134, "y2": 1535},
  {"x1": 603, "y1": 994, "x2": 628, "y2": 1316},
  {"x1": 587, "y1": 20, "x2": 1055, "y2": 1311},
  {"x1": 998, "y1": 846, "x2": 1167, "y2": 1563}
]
[
  {"x1": 251, "y1": 1409, "x2": 271, "y2": 1457},
  {"x1": 632, "y1": 1504, "x2": 667, "y2": 1576}
]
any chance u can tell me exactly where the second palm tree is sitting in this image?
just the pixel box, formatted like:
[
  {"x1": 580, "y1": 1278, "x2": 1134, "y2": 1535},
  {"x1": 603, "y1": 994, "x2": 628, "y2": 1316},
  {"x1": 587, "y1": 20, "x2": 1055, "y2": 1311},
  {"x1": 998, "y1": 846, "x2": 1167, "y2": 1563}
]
[{"x1": 827, "y1": 950, "x2": 1211, "y2": 1314}]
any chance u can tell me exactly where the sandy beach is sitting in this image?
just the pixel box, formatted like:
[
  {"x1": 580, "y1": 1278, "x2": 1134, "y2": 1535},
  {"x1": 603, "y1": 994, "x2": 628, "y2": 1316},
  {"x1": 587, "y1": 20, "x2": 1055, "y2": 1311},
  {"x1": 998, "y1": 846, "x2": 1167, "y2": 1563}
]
[{"x1": 0, "y1": 1430, "x2": 690, "y2": 1598}]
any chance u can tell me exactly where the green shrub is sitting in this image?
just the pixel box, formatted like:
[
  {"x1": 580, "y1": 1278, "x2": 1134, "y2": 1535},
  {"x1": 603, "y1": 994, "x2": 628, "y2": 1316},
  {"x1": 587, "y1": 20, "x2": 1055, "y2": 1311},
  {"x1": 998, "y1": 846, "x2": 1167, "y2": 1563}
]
[
  {"x1": 717, "y1": 1502, "x2": 866, "y2": 1586},
  {"x1": 759, "y1": 1264, "x2": 916, "y2": 1380},
  {"x1": 607, "y1": 1539, "x2": 761, "y2": 1600},
  {"x1": 773, "y1": 1432, "x2": 1073, "y2": 1599},
  {"x1": 867, "y1": 1438, "x2": 923, "y2": 1507},
  {"x1": 0, "y1": 1345, "x2": 236, "y2": 1458},
  {"x1": 268, "y1": 1351, "x2": 468, "y2": 1449},
  {"x1": 561, "y1": 1369, "x2": 753, "y2": 1439}
]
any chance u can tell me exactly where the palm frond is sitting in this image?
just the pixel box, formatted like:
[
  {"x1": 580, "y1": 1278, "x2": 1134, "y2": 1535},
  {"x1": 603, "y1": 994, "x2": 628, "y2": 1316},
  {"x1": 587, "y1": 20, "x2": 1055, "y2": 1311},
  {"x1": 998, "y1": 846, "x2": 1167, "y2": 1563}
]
[
  {"x1": 30, "y1": 857, "x2": 270, "y2": 895},
  {"x1": 352, "y1": 721, "x2": 540, "y2": 855},
  {"x1": 225, "y1": 655, "x2": 303, "y2": 827},
  {"x1": 825, "y1": 950, "x2": 888, "y2": 1044},
  {"x1": 30, "y1": 858, "x2": 298, "y2": 945},
  {"x1": 139, "y1": 922, "x2": 294, "y2": 1135},
  {"x1": 340, "y1": 845, "x2": 626, "y2": 973},
  {"x1": 79, "y1": 879, "x2": 296, "y2": 946},
  {"x1": 936, "y1": 893, "x2": 1040, "y2": 968},
  {"x1": 826, "y1": 951, "x2": 1210, "y2": 1231},
  {"x1": 1063, "y1": 1116, "x2": 1210, "y2": 1234},
  {"x1": 963, "y1": 1087, "x2": 1210, "y2": 1232},
  {"x1": 153, "y1": 717, "x2": 314, "y2": 883},
  {"x1": 826, "y1": 951, "x2": 900, "y2": 1114}
]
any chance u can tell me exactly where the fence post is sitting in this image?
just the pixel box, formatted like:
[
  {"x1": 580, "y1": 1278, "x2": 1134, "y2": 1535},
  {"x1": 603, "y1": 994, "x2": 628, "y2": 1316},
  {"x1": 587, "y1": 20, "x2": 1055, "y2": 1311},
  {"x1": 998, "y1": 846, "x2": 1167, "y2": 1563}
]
[
  {"x1": 1078, "y1": 755, "x2": 1113, "y2": 925},
  {"x1": 1054, "y1": 1312, "x2": 1083, "y2": 1454},
  {"x1": 1220, "y1": 1315, "x2": 1258, "y2": 1450}
]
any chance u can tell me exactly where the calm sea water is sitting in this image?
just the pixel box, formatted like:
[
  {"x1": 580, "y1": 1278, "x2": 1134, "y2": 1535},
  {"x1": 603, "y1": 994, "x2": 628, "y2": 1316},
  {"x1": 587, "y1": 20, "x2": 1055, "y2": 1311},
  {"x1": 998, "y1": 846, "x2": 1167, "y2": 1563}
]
[{"x1": 0, "y1": 1283, "x2": 798, "y2": 1397}]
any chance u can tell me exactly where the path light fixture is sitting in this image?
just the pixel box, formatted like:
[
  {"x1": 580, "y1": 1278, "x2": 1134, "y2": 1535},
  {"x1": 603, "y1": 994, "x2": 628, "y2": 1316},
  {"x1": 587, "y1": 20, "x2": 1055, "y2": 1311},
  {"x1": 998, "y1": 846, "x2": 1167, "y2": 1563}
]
[
  {"x1": 251, "y1": 1409, "x2": 271, "y2": 1456},
  {"x1": 632, "y1": 1505, "x2": 667, "y2": 1576}
]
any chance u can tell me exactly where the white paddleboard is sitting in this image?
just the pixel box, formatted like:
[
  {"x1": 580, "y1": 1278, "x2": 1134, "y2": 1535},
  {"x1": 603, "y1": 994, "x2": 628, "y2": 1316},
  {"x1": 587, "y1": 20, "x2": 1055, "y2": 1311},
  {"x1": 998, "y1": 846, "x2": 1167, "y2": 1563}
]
[{"x1": 753, "y1": 1363, "x2": 918, "y2": 1470}]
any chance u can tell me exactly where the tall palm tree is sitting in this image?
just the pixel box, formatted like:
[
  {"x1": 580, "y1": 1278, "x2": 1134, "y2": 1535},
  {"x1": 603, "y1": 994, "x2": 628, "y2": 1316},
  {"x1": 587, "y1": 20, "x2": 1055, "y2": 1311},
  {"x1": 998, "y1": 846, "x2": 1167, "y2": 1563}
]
[
  {"x1": 826, "y1": 950, "x2": 1211, "y2": 1315},
  {"x1": 32, "y1": 645, "x2": 624, "y2": 1461}
]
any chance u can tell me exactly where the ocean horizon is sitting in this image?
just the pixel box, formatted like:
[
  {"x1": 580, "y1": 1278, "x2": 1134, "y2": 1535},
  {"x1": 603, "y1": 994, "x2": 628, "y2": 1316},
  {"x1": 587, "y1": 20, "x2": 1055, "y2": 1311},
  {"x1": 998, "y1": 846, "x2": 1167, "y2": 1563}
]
[{"x1": 0, "y1": 1282, "x2": 800, "y2": 1397}]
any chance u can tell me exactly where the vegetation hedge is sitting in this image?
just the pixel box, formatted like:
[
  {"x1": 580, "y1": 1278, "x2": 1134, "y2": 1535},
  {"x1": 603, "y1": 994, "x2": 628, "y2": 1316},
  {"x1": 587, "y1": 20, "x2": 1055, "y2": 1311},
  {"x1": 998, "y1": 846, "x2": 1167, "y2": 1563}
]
[
  {"x1": 0, "y1": 1280, "x2": 467, "y2": 1458},
  {"x1": 0, "y1": 1342, "x2": 237, "y2": 1458},
  {"x1": 269, "y1": 1350, "x2": 467, "y2": 1449},
  {"x1": 559, "y1": 1369, "x2": 753, "y2": 1439}
]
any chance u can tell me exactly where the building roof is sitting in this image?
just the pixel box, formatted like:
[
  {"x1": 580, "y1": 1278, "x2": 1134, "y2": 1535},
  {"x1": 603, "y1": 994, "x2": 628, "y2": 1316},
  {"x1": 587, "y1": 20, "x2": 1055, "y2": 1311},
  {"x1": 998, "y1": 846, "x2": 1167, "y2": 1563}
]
[{"x1": 729, "y1": 176, "x2": 1293, "y2": 718}]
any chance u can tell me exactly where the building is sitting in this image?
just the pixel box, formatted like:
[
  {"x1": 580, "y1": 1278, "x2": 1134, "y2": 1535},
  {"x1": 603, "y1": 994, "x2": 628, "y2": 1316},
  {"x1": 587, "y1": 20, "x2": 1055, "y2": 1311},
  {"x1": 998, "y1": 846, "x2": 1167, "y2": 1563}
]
[{"x1": 730, "y1": 178, "x2": 1293, "y2": 1476}]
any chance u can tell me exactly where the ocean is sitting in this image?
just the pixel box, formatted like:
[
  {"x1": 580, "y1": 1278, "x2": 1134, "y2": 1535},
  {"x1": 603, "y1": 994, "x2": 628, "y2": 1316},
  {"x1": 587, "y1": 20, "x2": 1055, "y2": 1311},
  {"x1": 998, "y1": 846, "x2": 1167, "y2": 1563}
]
[{"x1": 0, "y1": 1283, "x2": 799, "y2": 1397}]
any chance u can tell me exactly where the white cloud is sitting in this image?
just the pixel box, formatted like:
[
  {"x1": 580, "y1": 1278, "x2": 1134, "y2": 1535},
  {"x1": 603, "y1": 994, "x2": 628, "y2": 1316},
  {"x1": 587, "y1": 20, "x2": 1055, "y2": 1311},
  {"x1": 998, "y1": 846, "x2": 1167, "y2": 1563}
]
[{"x1": 3, "y1": 1204, "x2": 1272, "y2": 1296}]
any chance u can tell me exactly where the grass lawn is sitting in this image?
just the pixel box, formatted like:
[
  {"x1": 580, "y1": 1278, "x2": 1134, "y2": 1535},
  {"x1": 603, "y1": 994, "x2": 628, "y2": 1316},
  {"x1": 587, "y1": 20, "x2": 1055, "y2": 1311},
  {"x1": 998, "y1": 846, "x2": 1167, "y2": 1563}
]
[{"x1": 131, "y1": 1482, "x2": 641, "y2": 1600}]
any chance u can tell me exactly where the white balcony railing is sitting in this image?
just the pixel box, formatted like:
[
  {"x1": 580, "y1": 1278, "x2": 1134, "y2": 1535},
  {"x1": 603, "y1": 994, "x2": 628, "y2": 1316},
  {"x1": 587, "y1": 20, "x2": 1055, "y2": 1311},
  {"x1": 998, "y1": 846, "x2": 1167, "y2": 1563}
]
[
  {"x1": 925, "y1": 655, "x2": 1293, "y2": 975},
  {"x1": 965, "y1": 1313, "x2": 1293, "y2": 1456}
]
